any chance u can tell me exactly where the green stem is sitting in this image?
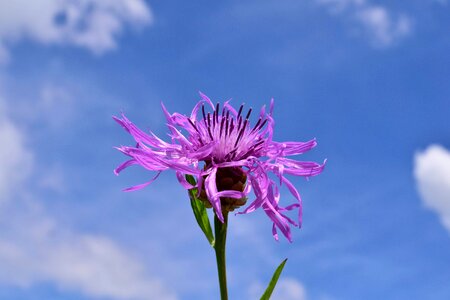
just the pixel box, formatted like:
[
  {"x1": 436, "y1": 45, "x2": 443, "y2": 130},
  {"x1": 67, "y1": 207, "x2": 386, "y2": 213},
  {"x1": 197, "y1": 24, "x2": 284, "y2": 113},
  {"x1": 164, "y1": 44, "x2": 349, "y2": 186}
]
[{"x1": 214, "y1": 211, "x2": 229, "y2": 300}]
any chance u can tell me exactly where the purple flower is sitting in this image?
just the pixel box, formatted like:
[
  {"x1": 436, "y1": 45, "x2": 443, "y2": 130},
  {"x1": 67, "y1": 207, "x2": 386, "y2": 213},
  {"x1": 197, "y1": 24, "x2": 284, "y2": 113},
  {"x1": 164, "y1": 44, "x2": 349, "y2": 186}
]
[{"x1": 114, "y1": 93, "x2": 325, "y2": 241}]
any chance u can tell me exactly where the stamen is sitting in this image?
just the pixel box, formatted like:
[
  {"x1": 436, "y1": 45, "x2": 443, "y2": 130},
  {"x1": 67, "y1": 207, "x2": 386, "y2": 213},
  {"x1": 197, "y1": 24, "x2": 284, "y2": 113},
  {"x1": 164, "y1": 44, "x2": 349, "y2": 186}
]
[
  {"x1": 258, "y1": 119, "x2": 268, "y2": 130},
  {"x1": 201, "y1": 105, "x2": 207, "y2": 123},
  {"x1": 207, "y1": 113, "x2": 211, "y2": 128},
  {"x1": 188, "y1": 118, "x2": 201, "y2": 134},
  {"x1": 234, "y1": 131, "x2": 243, "y2": 147},
  {"x1": 241, "y1": 139, "x2": 265, "y2": 158},
  {"x1": 254, "y1": 139, "x2": 265, "y2": 147},
  {"x1": 219, "y1": 117, "x2": 226, "y2": 138},
  {"x1": 234, "y1": 119, "x2": 247, "y2": 147},
  {"x1": 215, "y1": 103, "x2": 220, "y2": 123},
  {"x1": 207, "y1": 113, "x2": 213, "y2": 140},
  {"x1": 251, "y1": 118, "x2": 262, "y2": 132},
  {"x1": 237, "y1": 104, "x2": 244, "y2": 119},
  {"x1": 186, "y1": 122, "x2": 204, "y2": 144},
  {"x1": 242, "y1": 119, "x2": 248, "y2": 130},
  {"x1": 245, "y1": 108, "x2": 252, "y2": 120},
  {"x1": 225, "y1": 111, "x2": 230, "y2": 136},
  {"x1": 207, "y1": 127, "x2": 213, "y2": 140}
]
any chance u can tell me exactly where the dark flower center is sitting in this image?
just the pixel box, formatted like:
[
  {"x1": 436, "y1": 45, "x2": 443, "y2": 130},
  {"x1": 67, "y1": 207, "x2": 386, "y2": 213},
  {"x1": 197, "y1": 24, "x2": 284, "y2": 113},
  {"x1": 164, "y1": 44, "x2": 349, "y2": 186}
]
[{"x1": 198, "y1": 166, "x2": 248, "y2": 212}]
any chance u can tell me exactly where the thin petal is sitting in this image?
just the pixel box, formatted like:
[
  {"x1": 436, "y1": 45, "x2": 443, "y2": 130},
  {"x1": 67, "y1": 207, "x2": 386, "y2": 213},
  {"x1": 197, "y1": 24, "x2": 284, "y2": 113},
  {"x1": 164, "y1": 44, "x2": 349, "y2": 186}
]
[
  {"x1": 187, "y1": 142, "x2": 215, "y2": 160},
  {"x1": 263, "y1": 201, "x2": 292, "y2": 242},
  {"x1": 114, "y1": 114, "x2": 180, "y2": 150},
  {"x1": 268, "y1": 139, "x2": 317, "y2": 156},
  {"x1": 205, "y1": 167, "x2": 224, "y2": 222},
  {"x1": 272, "y1": 223, "x2": 279, "y2": 241},
  {"x1": 196, "y1": 173, "x2": 205, "y2": 198},
  {"x1": 281, "y1": 176, "x2": 301, "y2": 201},
  {"x1": 281, "y1": 176, "x2": 303, "y2": 226},
  {"x1": 223, "y1": 100, "x2": 238, "y2": 116},
  {"x1": 176, "y1": 171, "x2": 196, "y2": 189},
  {"x1": 198, "y1": 91, "x2": 215, "y2": 109},
  {"x1": 123, "y1": 171, "x2": 162, "y2": 192},
  {"x1": 216, "y1": 190, "x2": 246, "y2": 199},
  {"x1": 114, "y1": 159, "x2": 137, "y2": 175}
]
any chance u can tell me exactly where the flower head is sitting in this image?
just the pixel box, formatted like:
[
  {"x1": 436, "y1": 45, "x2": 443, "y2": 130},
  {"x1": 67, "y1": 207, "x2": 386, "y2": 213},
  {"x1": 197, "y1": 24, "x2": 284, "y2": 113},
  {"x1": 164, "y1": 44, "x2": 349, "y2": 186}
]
[{"x1": 114, "y1": 93, "x2": 325, "y2": 241}]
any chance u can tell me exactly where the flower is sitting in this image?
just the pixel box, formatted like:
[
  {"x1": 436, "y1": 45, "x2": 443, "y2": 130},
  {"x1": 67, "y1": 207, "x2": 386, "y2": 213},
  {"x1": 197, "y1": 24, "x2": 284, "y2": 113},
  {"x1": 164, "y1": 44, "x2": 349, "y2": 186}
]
[{"x1": 114, "y1": 93, "x2": 325, "y2": 241}]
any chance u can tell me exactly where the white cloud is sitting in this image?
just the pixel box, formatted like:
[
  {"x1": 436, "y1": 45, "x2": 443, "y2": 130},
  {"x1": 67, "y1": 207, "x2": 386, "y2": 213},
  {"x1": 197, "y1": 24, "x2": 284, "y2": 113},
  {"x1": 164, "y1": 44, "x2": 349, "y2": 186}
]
[
  {"x1": 356, "y1": 6, "x2": 411, "y2": 47},
  {"x1": 316, "y1": 0, "x2": 412, "y2": 47},
  {"x1": 0, "y1": 204, "x2": 177, "y2": 300},
  {"x1": 248, "y1": 277, "x2": 307, "y2": 300},
  {"x1": 0, "y1": 0, "x2": 153, "y2": 63},
  {"x1": 273, "y1": 278, "x2": 307, "y2": 300},
  {"x1": 0, "y1": 98, "x2": 176, "y2": 300},
  {"x1": 0, "y1": 106, "x2": 33, "y2": 201},
  {"x1": 414, "y1": 144, "x2": 450, "y2": 232}
]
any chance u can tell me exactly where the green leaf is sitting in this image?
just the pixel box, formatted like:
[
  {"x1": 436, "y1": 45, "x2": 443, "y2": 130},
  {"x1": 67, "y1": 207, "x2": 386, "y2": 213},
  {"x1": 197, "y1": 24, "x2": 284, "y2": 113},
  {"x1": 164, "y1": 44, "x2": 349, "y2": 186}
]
[
  {"x1": 259, "y1": 258, "x2": 288, "y2": 300},
  {"x1": 186, "y1": 175, "x2": 215, "y2": 247}
]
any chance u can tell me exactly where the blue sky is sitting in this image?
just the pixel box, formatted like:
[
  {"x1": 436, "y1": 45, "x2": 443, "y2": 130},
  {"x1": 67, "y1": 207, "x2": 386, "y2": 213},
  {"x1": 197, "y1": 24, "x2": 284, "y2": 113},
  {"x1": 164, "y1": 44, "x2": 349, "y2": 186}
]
[{"x1": 0, "y1": 1, "x2": 449, "y2": 299}]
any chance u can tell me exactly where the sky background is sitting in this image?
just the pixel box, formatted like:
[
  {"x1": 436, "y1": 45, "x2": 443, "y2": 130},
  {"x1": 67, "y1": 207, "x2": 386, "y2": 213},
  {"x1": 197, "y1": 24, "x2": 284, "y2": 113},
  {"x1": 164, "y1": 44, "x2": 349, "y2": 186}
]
[{"x1": 0, "y1": 1, "x2": 449, "y2": 300}]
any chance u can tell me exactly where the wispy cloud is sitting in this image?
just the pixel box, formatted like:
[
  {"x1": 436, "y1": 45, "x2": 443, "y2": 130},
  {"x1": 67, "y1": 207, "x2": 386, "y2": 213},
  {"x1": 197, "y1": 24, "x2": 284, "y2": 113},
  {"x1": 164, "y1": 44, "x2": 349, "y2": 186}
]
[
  {"x1": 0, "y1": 0, "x2": 153, "y2": 63},
  {"x1": 414, "y1": 144, "x2": 450, "y2": 233},
  {"x1": 355, "y1": 6, "x2": 411, "y2": 47},
  {"x1": 227, "y1": 0, "x2": 412, "y2": 48},
  {"x1": 0, "y1": 203, "x2": 177, "y2": 300},
  {"x1": 317, "y1": 0, "x2": 412, "y2": 47},
  {"x1": 0, "y1": 99, "x2": 177, "y2": 300},
  {"x1": 248, "y1": 277, "x2": 307, "y2": 300},
  {"x1": 0, "y1": 105, "x2": 33, "y2": 201}
]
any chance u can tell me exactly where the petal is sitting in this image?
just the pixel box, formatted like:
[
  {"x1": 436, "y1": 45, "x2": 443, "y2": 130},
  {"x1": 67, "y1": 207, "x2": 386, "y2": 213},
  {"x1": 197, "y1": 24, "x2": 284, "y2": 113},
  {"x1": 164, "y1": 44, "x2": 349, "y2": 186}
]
[
  {"x1": 269, "y1": 158, "x2": 326, "y2": 177},
  {"x1": 205, "y1": 167, "x2": 224, "y2": 222},
  {"x1": 176, "y1": 171, "x2": 196, "y2": 189},
  {"x1": 123, "y1": 171, "x2": 162, "y2": 192},
  {"x1": 196, "y1": 173, "x2": 205, "y2": 198},
  {"x1": 114, "y1": 114, "x2": 180, "y2": 150},
  {"x1": 114, "y1": 159, "x2": 137, "y2": 175},
  {"x1": 281, "y1": 176, "x2": 301, "y2": 201},
  {"x1": 198, "y1": 91, "x2": 215, "y2": 110},
  {"x1": 268, "y1": 139, "x2": 317, "y2": 156},
  {"x1": 186, "y1": 142, "x2": 215, "y2": 160},
  {"x1": 272, "y1": 223, "x2": 279, "y2": 241},
  {"x1": 167, "y1": 124, "x2": 192, "y2": 147},
  {"x1": 259, "y1": 104, "x2": 266, "y2": 119},
  {"x1": 264, "y1": 185, "x2": 294, "y2": 241},
  {"x1": 263, "y1": 201, "x2": 292, "y2": 242},
  {"x1": 216, "y1": 190, "x2": 246, "y2": 199},
  {"x1": 237, "y1": 173, "x2": 267, "y2": 215},
  {"x1": 190, "y1": 100, "x2": 204, "y2": 121},
  {"x1": 280, "y1": 176, "x2": 303, "y2": 226},
  {"x1": 161, "y1": 102, "x2": 174, "y2": 124},
  {"x1": 269, "y1": 98, "x2": 274, "y2": 116},
  {"x1": 223, "y1": 99, "x2": 238, "y2": 117},
  {"x1": 283, "y1": 203, "x2": 303, "y2": 228},
  {"x1": 161, "y1": 158, "x2": 200, "y2": 175},
  {"x1": 283, "y1": 164, "x2": 325, "y2": 177}
]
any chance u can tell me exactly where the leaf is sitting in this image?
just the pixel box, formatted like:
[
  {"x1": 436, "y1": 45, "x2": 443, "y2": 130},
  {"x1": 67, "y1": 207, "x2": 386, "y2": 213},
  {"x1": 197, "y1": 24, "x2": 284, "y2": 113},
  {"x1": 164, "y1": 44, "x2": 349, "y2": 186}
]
[
  {"x1": 259, "y1": 258, "x2": 288, "y2": 300},
  {"x1": 186, "y1": 175, "x2": 215, "y2": 247}
]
